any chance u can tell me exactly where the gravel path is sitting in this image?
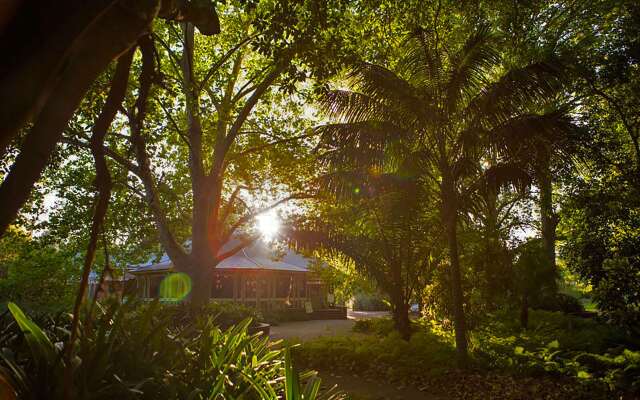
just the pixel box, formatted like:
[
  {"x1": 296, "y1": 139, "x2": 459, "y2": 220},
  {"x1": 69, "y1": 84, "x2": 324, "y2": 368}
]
[{"x1": 269, "y1": 310, "x2": 389, "y2": 342}]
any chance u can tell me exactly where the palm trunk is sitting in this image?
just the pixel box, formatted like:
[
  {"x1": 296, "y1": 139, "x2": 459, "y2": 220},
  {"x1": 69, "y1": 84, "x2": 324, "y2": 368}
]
[
  {"x1": 537, "y1": 160, "x2": 557, "y2": 270},
  {"x1": 442, "y1": 174, "x2": 468, "y2": 364},
  {"x1": 520, "y1": 290, "x2": 529, "y2": 329}
]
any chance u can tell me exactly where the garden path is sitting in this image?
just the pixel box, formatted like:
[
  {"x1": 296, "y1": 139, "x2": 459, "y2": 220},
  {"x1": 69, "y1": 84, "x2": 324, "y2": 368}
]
[
  {"x1": 270, "y1": 311, "x2": 440, "y2": 399},
  {"x1": 269, "y1": 310, "x2": 389, "y2": 341}
]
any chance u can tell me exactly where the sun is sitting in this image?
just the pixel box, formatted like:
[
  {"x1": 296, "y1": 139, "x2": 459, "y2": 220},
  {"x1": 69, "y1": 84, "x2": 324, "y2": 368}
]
[{"x1": 256, "y1": 211, "x2": 280, "y2": 240}]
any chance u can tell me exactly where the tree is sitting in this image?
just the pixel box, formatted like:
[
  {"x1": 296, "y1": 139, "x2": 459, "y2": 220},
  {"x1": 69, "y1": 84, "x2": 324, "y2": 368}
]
[
  {"x1": 315, "y1": 22, "x2": 572, "y2": 362},
  {"x1": 62, "y1": 0, "x2": 348, "y2": 304},
  {"x1": 513, "y1": 238, "x2": 557, "y2": 329},
  {"x1": 0, "y1": 0, "x2": 220, "y2": 237},
  {"x1": 290, "y1": 174, "x2": 443, "y2": 340},
  {"x1": 0, "y1": 226, "x2": 79, "y2": 312}
]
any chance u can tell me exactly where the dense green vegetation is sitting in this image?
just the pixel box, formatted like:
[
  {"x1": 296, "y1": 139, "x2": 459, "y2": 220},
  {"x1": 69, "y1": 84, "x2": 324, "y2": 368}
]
[
  {"x1": 296, "y1": 312, "x2": 640, "y2": 399},
  {"x1": 1, "y1": 0, "x2": 639, "y2": 398},
  {"x1": 0, "y1": 301, "x2": 344, "y2": 400}
]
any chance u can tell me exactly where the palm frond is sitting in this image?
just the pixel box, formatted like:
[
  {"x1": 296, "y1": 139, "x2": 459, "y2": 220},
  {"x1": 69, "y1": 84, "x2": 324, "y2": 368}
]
[
  {"x1": 466, "y1": 59, "x2": 565, "y2": 126},
  {"x1": 483, "y1": 162, "x2": 533, "y2": 194},
  {"x1": 490, "y1": 108, "x2": 576, "y2": 162},
  {"x1": 318, "y1": 90, "x2": 394, "y2": 124},
  {"x1": 446, "y1": 24, "x2": 500, "y2": 112},
  {"x1": 348, "y1": 62, "x2": 428, "y2": 125},
  {"x1": 398, "y1": 27, "x2": 444, "y2": 97},
  {"x1": 314, "y1": 169, "x2": 417, "y2": 202}
]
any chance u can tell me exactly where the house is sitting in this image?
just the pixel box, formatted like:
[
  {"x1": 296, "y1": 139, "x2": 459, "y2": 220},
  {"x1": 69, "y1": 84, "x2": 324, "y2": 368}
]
[{"x1": 127, "y1": 239, "x2": 336, "y2": 313}]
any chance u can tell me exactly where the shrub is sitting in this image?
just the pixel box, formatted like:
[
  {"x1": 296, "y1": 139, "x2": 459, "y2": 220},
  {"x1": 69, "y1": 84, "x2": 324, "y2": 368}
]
[
  {"x1": 533, "y1": 293, "x2": 585, "y2": 314},
  {"x1": 0, "y1": 301, "x2": 343, "y2": 399},
  {"x1": 351, "y1": 294, "x2": 389, "y2": 311},
  {"x1": 295, "y1": 329, "x2": 457, "y2": 385},
  {"x1": 470, "y1": 309, "x2": 640, "y2": 394},
  {"x1": 262, "y1": 308, "x2": 311, "y2": 326},
  {"x1": 352, "y1": 317, "x2": 396, "y2": 336}
]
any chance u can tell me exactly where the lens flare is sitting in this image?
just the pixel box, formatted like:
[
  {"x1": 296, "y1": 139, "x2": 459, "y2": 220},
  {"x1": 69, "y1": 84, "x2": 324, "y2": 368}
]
[{"x1": 160, "y1": 272, "x2": 192, "y2": 301}]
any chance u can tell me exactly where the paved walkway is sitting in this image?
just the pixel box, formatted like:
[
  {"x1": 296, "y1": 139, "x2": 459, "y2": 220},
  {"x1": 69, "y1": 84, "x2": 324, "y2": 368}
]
[{"x1": 269, "y1": 310, "x2": 389, "y2": 341}]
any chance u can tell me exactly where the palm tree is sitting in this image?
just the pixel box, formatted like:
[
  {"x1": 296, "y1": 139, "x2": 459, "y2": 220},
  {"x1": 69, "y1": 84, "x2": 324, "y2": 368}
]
[
  {"x1": 291, "y1": 174, "x2": 443, "y2": 340},
  {"x1": 315, "y1": 24, "x2": 573, "y2": 363}
]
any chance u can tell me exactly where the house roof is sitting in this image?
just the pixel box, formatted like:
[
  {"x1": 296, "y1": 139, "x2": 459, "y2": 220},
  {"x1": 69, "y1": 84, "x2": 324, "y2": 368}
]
[{"x1": 128, "y1": 239, "x2": 318, "y2": 274}]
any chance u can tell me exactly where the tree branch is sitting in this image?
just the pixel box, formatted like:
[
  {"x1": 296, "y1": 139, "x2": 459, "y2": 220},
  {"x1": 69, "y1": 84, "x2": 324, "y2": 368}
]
[
  {"x1": 223, "y1": 193, "x2": 312, "y2": 244},
  {"x1": 130, "y1": 35, "x2": 188, "y2": 266}
]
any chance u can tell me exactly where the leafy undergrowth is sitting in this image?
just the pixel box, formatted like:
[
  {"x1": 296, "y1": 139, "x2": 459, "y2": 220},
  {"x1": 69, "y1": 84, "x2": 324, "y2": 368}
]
[
  {"x1": 0, "y1": 300, "x2": 346, "y2": 399},
  {"x1": 295, "y1": 312, "x2": 640, "y2": 399},
  {"x1": 472, "y1": 310, "x2": 640, "y2": 395}
]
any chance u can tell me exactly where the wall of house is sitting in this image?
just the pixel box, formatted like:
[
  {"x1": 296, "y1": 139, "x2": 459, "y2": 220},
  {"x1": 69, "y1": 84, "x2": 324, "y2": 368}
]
[{"x1": 135, "y1": 269, "x2": 312, "y2": 311}]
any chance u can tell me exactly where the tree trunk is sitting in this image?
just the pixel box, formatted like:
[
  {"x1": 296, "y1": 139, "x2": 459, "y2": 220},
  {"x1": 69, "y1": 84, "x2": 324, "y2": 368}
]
[
  {"x1": 0, "y1": 1, "x2": 160, "y2": 236},
  {"x1": 188, "y1": 256, "x2": 213, "y2": 306},
  {"x1": 537, "y1": 160, "x2": 557, "y2": 271},
  {"x1": 0, "y1": 0, "x2": 122, "y2": 155},
  {"x1": 0, "y1": 1, "x2": 219, "y2": 158},
  {"x1": 442, "y1": 174, "x2": 468, "y2": 365},
  {"x1": 394, "y1": 302, "x2": 411, "y2": 341},
  {"x1": 520, "y1": 291, "x2": 529, "y2": 329}
]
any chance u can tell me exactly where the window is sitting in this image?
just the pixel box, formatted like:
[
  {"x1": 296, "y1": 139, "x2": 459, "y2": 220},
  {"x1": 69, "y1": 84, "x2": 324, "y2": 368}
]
[
  {"x1": 276, "y1": 274, "x2": 292, "y2": 298},
  {"x1": 257, "y1": 276, "x2": 270, "y2": 298},
  {"x1": 245, "y1": 274, "x2": 257, "y2": 298},
  {"x1": 147, "y1": 275, "x2": 163, "y2": 298},
  {"x1": 296, "y1": 276, "x2": 306, "y2": 298},
  {"x1": 212, "y1": 272, "x2": 234, "y2": 298}
]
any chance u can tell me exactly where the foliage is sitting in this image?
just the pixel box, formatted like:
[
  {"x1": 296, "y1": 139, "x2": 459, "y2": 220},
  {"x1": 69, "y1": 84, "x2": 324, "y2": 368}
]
[
  {"x1": 351, "y1": 293, "x2": 389, "y2": 312},
  {"x1": 560, "y1": 157, "x2": 640, "y2": 327},
  {"x1": 261, "y1": 309, "x2": 310, "y2": 326},
  {"x1": 471, "y1": 309, "x2": 640, "y2": 394},
  {"x1": 0, "y1": 301, "x2": 342, "y2": 399},
  {"x1": 291, "y1": 185, "x2": 443, "y2": 339},
  {"x1": 352, "y1": 318, "x2": 397, "y2": 336},
  {"x1": 296, "y1": 320, "x2": 602, "y2": 399},
  {"x1": 0, "y1": 227, "x2": 78, "y2": 313}
]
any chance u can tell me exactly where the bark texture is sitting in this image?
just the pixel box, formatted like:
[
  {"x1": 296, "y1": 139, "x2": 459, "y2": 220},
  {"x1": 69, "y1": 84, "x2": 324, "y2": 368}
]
[
  {"x1": 442, "y1": 173, "x2": 468, "y2": 365},
  {"x1": 0, "y1": 0, "x2": 220, "y2": 237}
]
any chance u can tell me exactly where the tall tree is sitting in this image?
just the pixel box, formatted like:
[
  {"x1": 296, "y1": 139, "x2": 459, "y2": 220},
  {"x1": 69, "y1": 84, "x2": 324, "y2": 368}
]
[
  {"x1": 315, "y1": 23, "x2": 571, "y2": 363},
  {"x1": 63, "y1": 1, "x2": 347, "y2": 304},
  {"x1": 291, "y1": 174, "x2": 443, "y2": 340}
]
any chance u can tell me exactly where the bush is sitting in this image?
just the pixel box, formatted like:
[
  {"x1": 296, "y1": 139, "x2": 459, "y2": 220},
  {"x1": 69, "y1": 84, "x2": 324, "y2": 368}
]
[
  {"x1": 352, "y1": 317, "x2": 396, "y2": 336},
  {"x1": 262, "y1": 308, "x2": 311, "y2": 325},
  {"x1": 471, "y1": 309, "x2": 640, "y2": 394},
  {"x1": 294, "y1": 328, "x2": 604, "y2": 399},
  {"x1": 295, "y1": 329, "x2": 457, "y2": 385},
  {"x1": 533, "y1": 293, "x2": 585, "y2": 314},
  {"x1": 351, "y1": 293, "x2": 389, "y2": 311},
  {"x1": 0, "y1": 301, "x2": 344, "y2": 400}
]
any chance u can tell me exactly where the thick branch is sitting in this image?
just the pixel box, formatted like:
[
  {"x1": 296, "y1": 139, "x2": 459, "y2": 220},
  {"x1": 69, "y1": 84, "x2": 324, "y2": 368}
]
[
  {"x1": 64, "y1": 45, "x2": 134, "y2": 400},
  {"x1": 215, "y1": 234, "x2": 258, "y2": 262},
  {"x1": 0, "y1": 2, "x2": 159, "y2": 236},
  {"x1": 62, "y1": 137, "x2": 142, "y2": 178},
  {"x1": 130, "y1": 35, "x2": 188, "y2": 266}
]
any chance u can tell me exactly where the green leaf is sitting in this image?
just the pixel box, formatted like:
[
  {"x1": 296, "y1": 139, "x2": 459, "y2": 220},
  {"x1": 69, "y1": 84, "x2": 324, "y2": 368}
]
[
  {"x1": 7, "y1": 302, "x2": 57, "y2": 365},
  {"x1": 547, "y1": 340, "x2": 559, "y2": 349}
]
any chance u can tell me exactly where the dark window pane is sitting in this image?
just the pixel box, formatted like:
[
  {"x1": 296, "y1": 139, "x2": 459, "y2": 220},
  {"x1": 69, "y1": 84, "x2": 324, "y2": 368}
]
[
  {"x1": 212, "y1": 272, "x2": 234, "y2": 298},
  {"x1": 276, "y1": 274, "x2": 291, "y2": 298}
]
